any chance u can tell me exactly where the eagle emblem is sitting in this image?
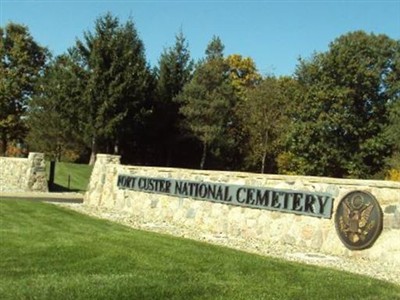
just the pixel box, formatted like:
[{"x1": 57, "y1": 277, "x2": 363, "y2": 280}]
[{"x1": 335, "y1": 191, "x2": 383, "y2": 250}]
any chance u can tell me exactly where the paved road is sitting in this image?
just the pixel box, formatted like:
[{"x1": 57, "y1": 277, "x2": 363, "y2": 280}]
[{"x1": 0, "y1": 192, "x2": 84, "y2": 203}]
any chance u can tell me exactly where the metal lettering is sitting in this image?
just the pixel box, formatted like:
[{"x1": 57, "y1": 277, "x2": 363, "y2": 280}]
[{"x1": 117, "y1": 174, "x2": 334, "y2": 218}]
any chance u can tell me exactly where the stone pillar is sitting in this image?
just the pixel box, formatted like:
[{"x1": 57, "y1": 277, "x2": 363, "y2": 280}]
[
  {"x1": 95, "y1": 154, "x2": 121, "y2": 166},
  {"x1": 26, "y1": 152, "x2": 48, "y2": 192},
  {"x1": 85, "y1": 154, "x2": 121, "y2": 206}
]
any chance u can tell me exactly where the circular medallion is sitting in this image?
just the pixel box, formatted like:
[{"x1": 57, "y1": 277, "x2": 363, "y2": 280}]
[{"x1": 335, "y1": 191, "x2": 383, "y2": 250}]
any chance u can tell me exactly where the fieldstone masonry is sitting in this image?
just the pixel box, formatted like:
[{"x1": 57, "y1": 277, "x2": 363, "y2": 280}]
[
  {"x1": 0, "y1": 152, "x2": 48, "y2": 192},
  {"x1": 85, "y1": 154, "x2": 400, "y2": 265}
]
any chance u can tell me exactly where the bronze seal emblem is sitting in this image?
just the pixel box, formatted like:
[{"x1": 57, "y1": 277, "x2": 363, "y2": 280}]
[{"x1": 335, "y1": 191, "x2": 383, "y2": 250}]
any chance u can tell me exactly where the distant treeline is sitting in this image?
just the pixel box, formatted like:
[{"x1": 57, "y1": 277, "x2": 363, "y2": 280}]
[{"x1": 1, "y1": 13, "x2": 399, "y2": 179}]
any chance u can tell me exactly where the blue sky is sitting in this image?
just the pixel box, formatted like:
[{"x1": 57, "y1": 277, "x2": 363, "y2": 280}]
[{"x1": 1, "y1": 0, "x2": 399, "y2": 76}]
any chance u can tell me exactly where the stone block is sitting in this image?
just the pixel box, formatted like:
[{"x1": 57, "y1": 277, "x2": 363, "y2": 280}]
[
  {"x1": 150, "y1": 199, "x2": 159, "y2": 208},
  {"x1": 186, "y1": 207, "x2": 196, "y2": 219},
  {"x1": 301, "y1": 224, "x2": 315, "y2": 240}
]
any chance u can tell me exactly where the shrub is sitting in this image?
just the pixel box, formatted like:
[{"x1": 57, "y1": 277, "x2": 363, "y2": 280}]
[{"x1": 386, "y1": 169, "x2": 400, "y2": 182}]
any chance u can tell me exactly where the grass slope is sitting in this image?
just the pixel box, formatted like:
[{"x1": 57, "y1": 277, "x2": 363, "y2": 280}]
[
  {"x1": 0, "y1": 200, "x2": 399, "y2": 300},
  {"x1": 47, "y1": 162, "x2": 93, "y2": 192}
]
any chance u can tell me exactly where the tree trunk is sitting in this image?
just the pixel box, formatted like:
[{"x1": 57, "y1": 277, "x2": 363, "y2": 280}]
[
  {"x1": 48, "y1": 160, "x2": 56, "y2": 191},
  {"x1": 261, "y1": 150, "x2": 267, "y2": 174},
  {"x1": 89, "y1": 136, "x2": 98, "y2": 165},
  {"x1": 165, "y1": 138, "x2": 175, "y2": 167},
  {"x1": 200, "y1": 142, "x2": 207, "y2": 170},
  {"x1": 114, "y1": 139, "x2": 119, "y2": 155},
  {"x1": 56, "y1": 143, "x2": 62, "y2": 162},
  {"x1": 0, "y1": 132, "x2": 7, "y2": 156},
  {"x1": 261, "y1": 131, "x2": 269, "y2": 174},
  {"x1": 166, "y1": 147, "x2": 172, "y2": 167}
]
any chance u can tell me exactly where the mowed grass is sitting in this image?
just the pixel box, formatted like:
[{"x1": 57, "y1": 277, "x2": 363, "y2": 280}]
[
  {"x1": 0, "y1": 200, "x2": 399, "y2": 300},
  {"x1": 46, "y1": 162, "x2": 93, "y2": 192}
]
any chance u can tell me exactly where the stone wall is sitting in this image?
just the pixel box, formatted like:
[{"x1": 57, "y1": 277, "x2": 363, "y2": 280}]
[
  {"x1": 0, "y1": 153, "x2": 48, "y2": 192},
  {"x1": 85, "y1": 154, "x2": 400, "y2": 265}
]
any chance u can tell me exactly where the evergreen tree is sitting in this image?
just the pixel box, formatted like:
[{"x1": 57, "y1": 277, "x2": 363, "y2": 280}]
[
  {"x1": 154, "y1": 30, "x2": 193, "y2": 165},
  {"x1": 176, "y1": 36, "x2": 237, "y2": 169},
  {"x1": 73, "y1": 13, "x2": 151, "y2": 164},
  {"x1": 205, "y1": 35, "x2": 224, "y2": 60}
]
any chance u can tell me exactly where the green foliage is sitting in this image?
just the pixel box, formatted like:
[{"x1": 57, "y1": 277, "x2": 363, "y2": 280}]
[
  {"x1": 387, "y1": 100, "x2": 400, "y2": 148},
  {"x1": 2, "y1": 20, "x2": 398, "y2": 176},
  {"x1": 152, "y1": 31, "x2": 194, "y2": 165},
  {"x1": 222, "y1": 55, "x2": 263, "y2": 171},
  {"x1": 73, "y1": 13, "x2": 152, "y2": 164},
  {"x1": 1, "y1": 200, "x2": 399, "y2": 299},
  {"x1": 384, "y1": 98, "x2": 400, "y2": 175},
  {"x1": 239, "y1": 77, "x2": 290, "y2": 173},
  {"x1": 157, "y1": 31, "x2": 193, "y2": 105},
  {"x1": 0, "y1": 23, "x2": 47, "y2": 154},
  {"x1": 276, "y1": 152, "x2": 300, "y2": 175},
  {"x1": 177, "y1": 37, "x2": 237, "y2": 169},
  {"x1": 287, "y1": 31, "x2": 399, "y2": 178},
  {"x1": 26, "y1": 55, "x2": 86, "y2": 161},
  {"x1": 205, "y1": 35, "x2": 224, "y2": 60}
]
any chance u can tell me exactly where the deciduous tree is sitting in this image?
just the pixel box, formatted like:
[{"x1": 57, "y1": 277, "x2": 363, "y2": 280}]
[
  {"x1": 239, "y1": 77, "x2": 293, "y2": 173},
  {"x1": 386, "y1": 99, "x2": 400, "y2": 169},
  {"x1": 287, "y1": 31, "x2": 399, "y2": 177},
  {"x1": 225, "y1": 54, "x2": 261, "y2": 97},
  {"x1": 0, "y1": 23, "x2": 47, "y2": 155},
  {"x1": 223, "y1": 54, "x2": 262, "y2": 169},
  {"x1": 26, "y1": 55, "x2": 86, "y2": 161}
]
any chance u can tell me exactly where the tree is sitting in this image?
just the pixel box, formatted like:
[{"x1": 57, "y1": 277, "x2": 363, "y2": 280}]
[
  {"x1": 385, "y1": 39, "x2": 400, "y2": 171},
  {"x1": 287, "y1": 31, "x2": 400, "y2": 178},
  {"x1": 73, "y1": 13, "x2": 151, "y2": 165},
  {"x1": 205, "y1": 35, "x2": 224, "y2": 60},
  {"x1": 386, "y1": 99, "x2": 400, "y2": 169},
  {"x1": 222, "y1": 54, "x2": 262, "y2": 170},
  {"x1": 225, "y1": 54, "x2": 261, "y2": 97},
  {"x1": 0, "y1": 23, "x2": 47, "y2": 155},
  {"x1": 176, "y1": 36, "x2": 237, "y2": 169},
  {"x1": 26, "y1": 55, "x2": 87, "y2": 161},
  {"x1": 153, "y1": 30, "x2": 193, "y2": 165},
  {"x1": 238, "y1": 77, "x2": 293, "y2": 173}
]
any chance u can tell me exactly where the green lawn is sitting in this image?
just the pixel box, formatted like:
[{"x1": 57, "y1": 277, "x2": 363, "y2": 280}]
[
  {"x1": 46, "y1": 162, "x2": 93, "y2": 192},
  {"x1": 0, "y1": 200, "x2": 399, "y2": 300}
]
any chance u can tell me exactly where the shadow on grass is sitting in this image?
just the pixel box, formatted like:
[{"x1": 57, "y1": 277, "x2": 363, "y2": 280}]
[{"x1": 48, "y1": 183, "x2": 82, "y2": 193}]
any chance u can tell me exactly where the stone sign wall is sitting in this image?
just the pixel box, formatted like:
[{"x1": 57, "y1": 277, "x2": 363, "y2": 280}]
[
  {"x1": 85, "y1": 154, "x2": 400, "y2": 265},
  {"x1": 0, "y1": 152, "x2": 48, "y2": 192}
]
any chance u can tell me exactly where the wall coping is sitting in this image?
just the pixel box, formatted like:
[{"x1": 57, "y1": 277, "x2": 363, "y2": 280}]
[
  {"x1": 118, "y1": 165, "x2": 400, "y2": 189},
  {"x1": 0, "y1": 156, "x2": 28, "y2": 162}
]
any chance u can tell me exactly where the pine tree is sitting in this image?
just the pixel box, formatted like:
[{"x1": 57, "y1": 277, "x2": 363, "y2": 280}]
[
  {"x1": 154, "y1": 31, "x2": 193, "y2": 165},
  {"x1": 176, "y1": 36, "x2": 237, "y2": 169},
  {"x1": 73, "y1": 13, "x2": 152, "y2": 164}
]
